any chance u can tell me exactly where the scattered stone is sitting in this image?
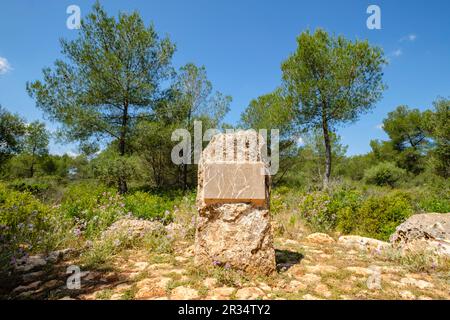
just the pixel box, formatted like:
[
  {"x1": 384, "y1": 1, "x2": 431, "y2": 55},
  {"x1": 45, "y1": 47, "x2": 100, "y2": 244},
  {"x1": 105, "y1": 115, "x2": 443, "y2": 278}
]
[
  {"x1": 235, "y1": 287, "x2": 266, "y2": 300},
  {"x1": 133, "y1": 262, "x2": 149, "y2": 272},
  {"x1": 390, "y1": 213, "x2": 450, "y2": 244},
  {"x1": 110, "y1": 293, "x2": 123, "y2": 300},
  {"x1": 37, "y1": 279, "x2": 63, "y2": 292},
  {"x1": 314, "y1": 283, "x2": 332, "y2": 298},
  {"x1": 12, "y1": 281, "x2": 42, "y2": 294},
  {"x1": 305, "y1": 265, "x2": 338, "y2": 274},
  {"x1": 301, "y1": 273, "x2": 321, "y2": 284},
  {"x1": 284, "y1": 239, "x2": 299, "y2": 246},
  {"x1": 203, "y1": 277, "x2": 218, "y2": 289},
  {"x1": 287, "y1": 280, "x2": 307, "y2": 292},
  {"x1": 175, "y1": 256, "x2": 189, "y2": 263},
  {"x1": 257, "y1": 282, "x2": 272, "y2": 292},
  {"x1": 306, "y1": 233, "x2": 335, "y2": 244},
  {"x1": 207, "y1": 287, "x2": 235, "y2": 300},
  {"x1": 400, "y1": 278, "x2": 434, "y2": 289},
  {"x1": 338, "y1": 235, "x2": 390, "y2": 252},
  {"x1": 114, "y1": 283, "x2": 132, "y2": 293},
  {"x1": 345, "y1": 266, "x2": 374, "y2": 276},
  {"x1": 46, "y1": 248, "x2": 73, "y2": 263},
  {"x1": 15, "y1": 255, "x2": 47, "y2": 273},
  {"x1": 302, "y1": 294, "x2": 323, "y2": 300},
  {"x1": 399, "y1": 290, "x2": 416, "y2": 300},
  {"x1": 170, "y1": 286, "x2": 200, "y2": 300},
  {"x1": 22, "y1": 270, "x2": 45, "y2": 283}
]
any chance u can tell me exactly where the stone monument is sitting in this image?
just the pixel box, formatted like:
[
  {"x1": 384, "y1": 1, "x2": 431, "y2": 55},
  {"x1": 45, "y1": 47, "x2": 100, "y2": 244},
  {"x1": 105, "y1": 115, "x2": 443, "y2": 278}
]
[{"x1": 194, "y1": 130, "x2": 276, "y2": 275}]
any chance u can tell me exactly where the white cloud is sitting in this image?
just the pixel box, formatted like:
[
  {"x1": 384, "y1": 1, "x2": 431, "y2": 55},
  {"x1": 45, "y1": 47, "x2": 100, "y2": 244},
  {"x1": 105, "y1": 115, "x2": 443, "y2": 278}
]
[
  {"x1": 408, "y1": 34, "x2": 417, "y2": 41},
  {"x1": 0, "y1": 56, "x2": 12, "y2": 74},
  {"x1": 375, "y1": 124, "x2": 384, "y2": 130},
  {"x1": 392, "y1": 49, "x2": 403, "y2": 57},
  {"x1": 400, "y1": 34, "x2": 417, "y2": 42}
]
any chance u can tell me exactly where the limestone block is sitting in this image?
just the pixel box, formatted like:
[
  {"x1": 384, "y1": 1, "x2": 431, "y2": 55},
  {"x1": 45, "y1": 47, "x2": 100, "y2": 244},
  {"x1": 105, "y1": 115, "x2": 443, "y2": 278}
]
[{"x1": 195, "y1": 130, "x2": 276, "y2": 275}]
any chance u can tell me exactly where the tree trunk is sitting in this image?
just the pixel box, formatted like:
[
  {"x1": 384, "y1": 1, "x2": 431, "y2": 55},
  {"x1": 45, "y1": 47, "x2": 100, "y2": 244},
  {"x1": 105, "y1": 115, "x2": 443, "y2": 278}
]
[
  {"x1": 29, "y1": 146, "x2": 36, "y2": 178},
  {"x1": 322, "y1": 113, "x2": 332, "y2": 189},
  {"x1": 182, "y1": 163, "x2": 188, "y2": 190},
  {"x1": 29, "y1": 160, "x2": 35, "y2": 178},
  {"x1": 118, "y1": 103, "x2": 129, "y2": 194}
]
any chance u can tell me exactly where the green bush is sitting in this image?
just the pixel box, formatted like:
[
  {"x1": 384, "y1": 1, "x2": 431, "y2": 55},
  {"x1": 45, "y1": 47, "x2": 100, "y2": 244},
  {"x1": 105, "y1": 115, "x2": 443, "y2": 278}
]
[
  {"x1": 332, "y1": 189, "x2": 363, "y2": 234},
  {"x1": 364, "y1": 162, "x2": 406, "y2": 187},
  {"x1": 125, "y1": 191, "x2": 173, "y2": 223},
  {"x1": 298, "y1": 192, "x2": 335, "y2": 232},
  {"x1": 0, "y1": 183, "x2": 72, "y2": 273},
  {"x1": 356, "y1": 191, "x2": 413, "y2": 241},
  {"x1": 60, "y1": 183, "x2": 127, "y2": 238}
]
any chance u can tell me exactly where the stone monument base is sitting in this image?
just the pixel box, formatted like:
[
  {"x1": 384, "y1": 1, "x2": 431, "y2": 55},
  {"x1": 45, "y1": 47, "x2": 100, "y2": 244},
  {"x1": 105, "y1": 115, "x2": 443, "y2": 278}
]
[{"x1": 194, "y1": 203, "x2": 276, "y2": 275}]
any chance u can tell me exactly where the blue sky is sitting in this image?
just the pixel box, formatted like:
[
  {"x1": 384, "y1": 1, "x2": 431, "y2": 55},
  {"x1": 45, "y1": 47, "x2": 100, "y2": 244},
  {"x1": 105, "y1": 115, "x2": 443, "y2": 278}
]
[{"x1": 0, "y1": 0, "x2": 449, "y2": 155}]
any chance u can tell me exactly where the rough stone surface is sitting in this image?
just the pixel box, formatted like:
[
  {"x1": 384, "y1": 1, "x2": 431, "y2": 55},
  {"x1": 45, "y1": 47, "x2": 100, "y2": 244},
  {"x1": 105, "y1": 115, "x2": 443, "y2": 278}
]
[
  {"x1": 195, "y1": 131, "x2": 276, "y2": 275},
  {"x1": 207, "y1": 287, "x2": 235, "y2": 300},
  {"x1": 400, "y1": 239, "x2": 450, "y2": 257},
  {"x1": 170, "y1": 286, "x2": 200, "y2": 300},
  {"x1": 390, "y1": 213, "x2": 450, "y2": 244},
  {"x1": 14, "y1": 255, "x2": 47, "y2": 273},
  {"x1": 338, "y1": 235, "x2": 390, "y2": 252},
  {"x1": 306, "y1": 233, "x2": 335, "y2": 244},
  {"x1": 235, "y1": 287, "x2": 265, "y2": 300}
]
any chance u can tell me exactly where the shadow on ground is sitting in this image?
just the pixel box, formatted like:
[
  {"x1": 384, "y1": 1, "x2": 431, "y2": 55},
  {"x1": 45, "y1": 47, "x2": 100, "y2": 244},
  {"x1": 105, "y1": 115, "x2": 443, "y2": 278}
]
[{"x1": 275, "y1": 249, "x2": 304, "y2": 272}]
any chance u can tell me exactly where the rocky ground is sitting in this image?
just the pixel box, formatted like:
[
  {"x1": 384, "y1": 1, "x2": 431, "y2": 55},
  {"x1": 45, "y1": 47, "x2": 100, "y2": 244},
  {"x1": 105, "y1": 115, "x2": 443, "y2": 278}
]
[{"x1": 4, "y1": 230, "x2": 449, "y2": 300}]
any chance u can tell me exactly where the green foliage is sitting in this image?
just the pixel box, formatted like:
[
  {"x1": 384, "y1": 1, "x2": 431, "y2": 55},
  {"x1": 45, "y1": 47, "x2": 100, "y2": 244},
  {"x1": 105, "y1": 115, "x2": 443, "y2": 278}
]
[
  {"x1": 296, "y1": 185, "x2": 414, "y2": 240},
  {"x1": 332, "y1": 189, "x2": 363, "y2": 234},
  {"x1": 413, "y1": 179, "x2": 450, "y2": 213},
  {"x1": 281, "y1": 28, "x2": 387, "y2": 186},
  {"x1": 423, "y1": 97, "x2": 450, "y2": 178},
  {"x1": 27, "y1": 2, "x2": 176, "y2": 193},
  {"x1": 60, "y1": 183, "x2": 126, "y2": 238},
  {"x1": 383, "y1": 105, "x2": 428, "y2": 151},
  {"x1": 125, "y1": 191, "x2": 173, "y2": 222},
  {"x1": 0, "y1": 106, "x2": 26, "y2": 167},
  {"x1": 80, "y1": 229, "x2": 138, "y2": 269},
  {"x1": 91, "y1": 148, "x2": 141, "y2": 188},
  {"x1": 142, "y1": 230, "x2": 174, "y2": 254},
  {"x1": 298, "y1": 192, "x2": 334, "y2": 232},
  {"x1": 0, "y1": 183, "x2": 72, "y2": 273},
  {"x1": 356, "y1": 191, "x2": 413, "y2": 240},
  {"x1": 364, "y1": 162, "x2": 406, "y2": 187}
]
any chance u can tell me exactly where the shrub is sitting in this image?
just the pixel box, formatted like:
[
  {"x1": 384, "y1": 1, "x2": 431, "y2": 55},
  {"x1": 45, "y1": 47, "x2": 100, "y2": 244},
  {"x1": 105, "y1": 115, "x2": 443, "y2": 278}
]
[
  {"x1": 60, "y1": 183, "x2": 127, "y2": 238},
  {"x1": 364, "y1": 162, "x2": 406, "y2": 187},
  {"x1": 332, "y1": 189, "x2": 363, "y2": 234},
  {"x1": 125, "y1": 191, "x2": 173, "y2": 223},
  {"x1": 298, "y1": 192, "x2": 335, "y2": 232},
  {"x1": 0, "y1": 183, "x2": 72, "y2": 273},
  {"x1": 80, "y1": 230, "x2": 138, "y2": 269},
  {"x1": 356, "y1": 191, "x2": 413, "y2": 241}
]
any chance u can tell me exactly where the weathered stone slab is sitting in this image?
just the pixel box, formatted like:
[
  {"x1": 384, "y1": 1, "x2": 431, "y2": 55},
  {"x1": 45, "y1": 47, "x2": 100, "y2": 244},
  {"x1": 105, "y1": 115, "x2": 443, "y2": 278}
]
[
  {"x1": 203, "y1": 162, "x2": 266, "y2": 202},
  {"x1": 195, "y1": 130, "x2": 276, "y2": 275}
]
